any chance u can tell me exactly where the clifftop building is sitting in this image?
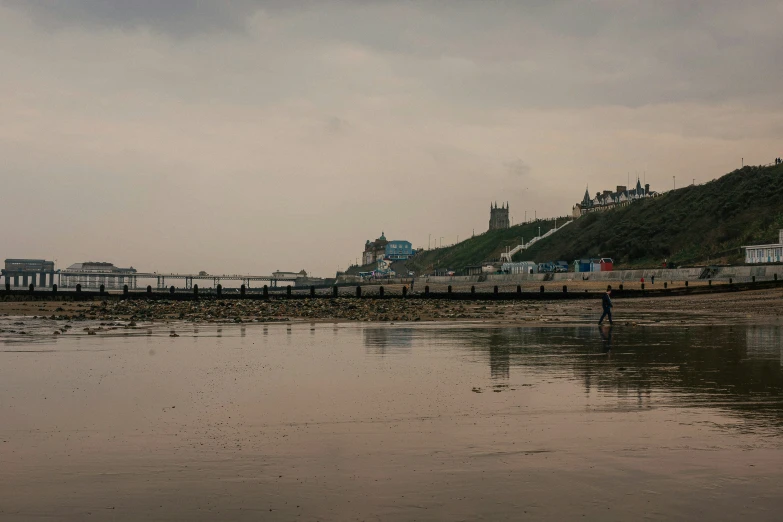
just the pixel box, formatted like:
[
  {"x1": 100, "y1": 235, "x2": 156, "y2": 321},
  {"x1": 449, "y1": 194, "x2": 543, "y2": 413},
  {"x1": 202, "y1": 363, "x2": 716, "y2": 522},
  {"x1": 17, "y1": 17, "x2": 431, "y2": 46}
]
[
  {"x1": 489, "y1": 202, "x2": 510, "y2": 231},
  {"x1": 362, "y1": 232, "x2": 413, "y2": 264},
  {"x1": 572, "y1": 179, "x2": 656, "y2": 218},
  {"x1": 363, "y1": 232, "x2": 389, "y2": 265}
]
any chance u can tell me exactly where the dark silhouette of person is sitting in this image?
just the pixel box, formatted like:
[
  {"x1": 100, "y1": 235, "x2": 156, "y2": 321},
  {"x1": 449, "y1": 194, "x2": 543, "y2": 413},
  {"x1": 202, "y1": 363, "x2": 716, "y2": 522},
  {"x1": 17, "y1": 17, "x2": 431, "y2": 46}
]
[
  {"x1": 651, "y1": 274, "x2": 655, "y2": 285},
  {"x1": 598, "y1": 285, "x2": 613, "y2": 325}
]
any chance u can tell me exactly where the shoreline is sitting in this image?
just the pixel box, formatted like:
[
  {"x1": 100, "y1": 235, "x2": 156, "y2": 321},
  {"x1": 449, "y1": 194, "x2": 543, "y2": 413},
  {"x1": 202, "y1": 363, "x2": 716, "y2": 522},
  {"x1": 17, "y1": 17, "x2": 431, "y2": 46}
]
[{"x1": 1, "y1": 288, "x2": 781, "y2": 333}]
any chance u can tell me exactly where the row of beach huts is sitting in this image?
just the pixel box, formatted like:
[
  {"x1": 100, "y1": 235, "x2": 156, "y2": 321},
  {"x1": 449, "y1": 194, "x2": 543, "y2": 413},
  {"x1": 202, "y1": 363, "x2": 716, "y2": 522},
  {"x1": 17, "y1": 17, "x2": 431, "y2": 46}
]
[{"x1": 501, "y1": 258, "x2": 614, "y2": 275}]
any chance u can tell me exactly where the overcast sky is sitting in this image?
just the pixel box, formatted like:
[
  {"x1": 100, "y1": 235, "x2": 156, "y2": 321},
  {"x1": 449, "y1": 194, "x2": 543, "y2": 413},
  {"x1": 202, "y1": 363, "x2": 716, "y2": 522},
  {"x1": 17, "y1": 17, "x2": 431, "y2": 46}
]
[{"x1": 2, "y1": 0, "x2": 781, "y2": 276}]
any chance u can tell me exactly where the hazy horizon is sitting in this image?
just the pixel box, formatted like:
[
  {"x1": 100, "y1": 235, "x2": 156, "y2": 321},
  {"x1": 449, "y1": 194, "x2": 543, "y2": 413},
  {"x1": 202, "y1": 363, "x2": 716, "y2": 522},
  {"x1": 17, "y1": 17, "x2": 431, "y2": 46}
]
[{"x1": 2, "y1": 1, "x2": 782, "y2": 277}]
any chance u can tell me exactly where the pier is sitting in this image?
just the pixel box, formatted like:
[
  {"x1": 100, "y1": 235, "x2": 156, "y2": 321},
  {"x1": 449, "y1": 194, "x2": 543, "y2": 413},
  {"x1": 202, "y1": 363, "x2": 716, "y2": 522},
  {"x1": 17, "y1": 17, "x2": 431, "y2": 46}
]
[{"x1": 1, "y1": 269, "x2": 298, "y2": 290}]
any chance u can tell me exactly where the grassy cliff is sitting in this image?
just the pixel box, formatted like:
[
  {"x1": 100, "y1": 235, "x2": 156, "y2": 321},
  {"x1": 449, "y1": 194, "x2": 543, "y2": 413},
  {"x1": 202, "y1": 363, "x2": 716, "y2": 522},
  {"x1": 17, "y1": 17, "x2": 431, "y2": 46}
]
[
  {"x1": 401, "y1": 218, "x2": 564, "y2": 273},
  {"x1": 520, "y1": 163, "x2": 783, "y2": 267},
  {"x1": 402, "y1": 163, "x2": 783, "y2": 273}
]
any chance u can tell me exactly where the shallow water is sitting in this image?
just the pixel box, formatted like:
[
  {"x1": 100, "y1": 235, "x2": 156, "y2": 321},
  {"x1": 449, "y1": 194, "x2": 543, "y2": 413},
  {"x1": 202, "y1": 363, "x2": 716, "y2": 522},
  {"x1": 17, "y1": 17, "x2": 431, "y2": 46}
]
[{"x1": 1, "y1": 322, "x2": 783, "y2": 521}]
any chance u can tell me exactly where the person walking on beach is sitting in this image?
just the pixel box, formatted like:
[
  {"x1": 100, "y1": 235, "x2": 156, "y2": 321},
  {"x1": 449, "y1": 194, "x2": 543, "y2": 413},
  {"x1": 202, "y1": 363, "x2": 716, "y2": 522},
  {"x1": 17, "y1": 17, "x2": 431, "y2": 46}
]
[{"x1": 598, "y1": 285, "x2": 613, "y2": 325}]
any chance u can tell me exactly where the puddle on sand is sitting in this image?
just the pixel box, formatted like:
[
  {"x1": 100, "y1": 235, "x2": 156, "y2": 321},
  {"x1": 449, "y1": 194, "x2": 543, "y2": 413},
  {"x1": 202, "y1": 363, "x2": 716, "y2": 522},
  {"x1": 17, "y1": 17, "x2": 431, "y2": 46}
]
[{"x1": 1, "y1": 323, "x2": 783, "y2": 521}]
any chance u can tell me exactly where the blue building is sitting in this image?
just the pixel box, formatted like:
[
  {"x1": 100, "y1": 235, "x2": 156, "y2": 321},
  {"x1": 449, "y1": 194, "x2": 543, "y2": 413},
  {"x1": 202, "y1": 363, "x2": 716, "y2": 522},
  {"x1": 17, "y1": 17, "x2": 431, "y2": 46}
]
[{"x1": 384, "y1": 240, "x2": 413, "y2": 261}]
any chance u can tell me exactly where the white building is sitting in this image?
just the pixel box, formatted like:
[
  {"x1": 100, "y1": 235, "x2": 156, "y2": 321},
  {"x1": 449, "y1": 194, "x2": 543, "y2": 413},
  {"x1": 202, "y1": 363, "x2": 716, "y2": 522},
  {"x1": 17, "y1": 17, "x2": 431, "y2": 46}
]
[
  {"x1": 61, "y1": 261, "x2": 137, "y2": 289},
  {"x1": 501, "y1": 261, "x2": 538, "y2": 274},
  {"x1": 742, "y1": 230, "x2": 783, "y2": 264}
]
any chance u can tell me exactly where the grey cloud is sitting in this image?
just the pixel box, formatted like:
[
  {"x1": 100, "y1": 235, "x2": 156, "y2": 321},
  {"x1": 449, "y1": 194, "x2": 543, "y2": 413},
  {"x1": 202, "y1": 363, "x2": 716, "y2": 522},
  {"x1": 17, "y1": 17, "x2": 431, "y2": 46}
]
[
  {"x1": 4, "y1": 0, "x2": 260, "y2": 36},
  {"x1": 1, "y1": 0, "x2": 782, "y2": 276},
  {"x1": 7, "y1": 1, "x2": 783, "y2": 107},
  {"x1": 325, "y1": 116, "x2": 349, "y2": 134},
  {"x1": 505, "y1": 159, "x2": 531, "y2": 178}
]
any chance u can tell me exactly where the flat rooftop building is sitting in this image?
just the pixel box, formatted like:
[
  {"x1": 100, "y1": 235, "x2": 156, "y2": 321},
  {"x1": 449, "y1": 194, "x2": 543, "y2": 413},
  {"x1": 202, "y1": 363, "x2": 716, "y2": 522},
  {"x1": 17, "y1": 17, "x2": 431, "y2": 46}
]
[
  {"x1": 61, "y1": 261, "x2": 138, "y2": 289},
  {"x1": 2, "y1": 258, "x2": 56, "y2": 288},
  {"x1": 742, "y1": 230, "x2": 783, "y2": 264}
]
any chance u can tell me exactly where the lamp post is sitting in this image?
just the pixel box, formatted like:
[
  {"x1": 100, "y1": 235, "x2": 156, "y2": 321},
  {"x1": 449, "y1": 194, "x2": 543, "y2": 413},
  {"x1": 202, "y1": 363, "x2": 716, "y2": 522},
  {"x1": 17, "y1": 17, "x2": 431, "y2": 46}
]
[{"x1": 673, "y1": 176, "x2": 675, "y2": 190}]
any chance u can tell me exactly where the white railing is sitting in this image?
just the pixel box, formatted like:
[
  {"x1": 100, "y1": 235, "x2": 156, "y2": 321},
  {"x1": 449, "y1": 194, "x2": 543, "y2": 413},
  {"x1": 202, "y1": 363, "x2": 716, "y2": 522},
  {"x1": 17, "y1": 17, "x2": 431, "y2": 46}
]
[{"x1": 500, "y1": 220, "x2": 573, "y2": 262}]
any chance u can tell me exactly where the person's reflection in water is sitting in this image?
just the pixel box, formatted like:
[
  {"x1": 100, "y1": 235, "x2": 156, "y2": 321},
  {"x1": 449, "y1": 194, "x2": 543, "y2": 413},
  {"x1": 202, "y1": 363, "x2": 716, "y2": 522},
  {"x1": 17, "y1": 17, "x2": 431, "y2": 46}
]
[{"x1": 599, "y1": 324, "x2": 614, "y2": 354}]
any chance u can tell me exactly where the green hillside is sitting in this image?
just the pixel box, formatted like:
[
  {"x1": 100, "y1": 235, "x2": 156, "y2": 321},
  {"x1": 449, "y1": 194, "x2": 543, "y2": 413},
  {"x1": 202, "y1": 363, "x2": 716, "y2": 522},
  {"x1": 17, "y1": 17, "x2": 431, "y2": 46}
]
[
  {"x1": 400, "y1": 163, "x2": 783, "y2": 273},
  {"x1": 401, "y1": 218, "x2": 565, "y2": 273},
  {"x1": 520, "y1": 163, "x2": 783, "y2": 267}
]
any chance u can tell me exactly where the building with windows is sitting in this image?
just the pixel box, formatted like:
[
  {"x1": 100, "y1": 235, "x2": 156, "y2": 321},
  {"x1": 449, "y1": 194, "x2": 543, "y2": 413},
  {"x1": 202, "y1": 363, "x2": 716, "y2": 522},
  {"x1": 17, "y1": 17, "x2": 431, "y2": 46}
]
[
  {"x1": 385, "y1": 240, "x2": 413, "y2": 261},
  {"x1": 362, "y1": 233, "x2": 414, "y2": 264},
  {"x1": 363, "y1": 232, "x2": 389, "y2": 265},
  {"x1": 573, "y1": 179, "x2": 657, "y2": 218},
  {"x1": 2, "y1": 259, "x2": 56, "y2": 288},
  {"x1": 501, "y1": 261, "x2": 537, "y2": 274},
  {"x1": 61, "y1": 261, "x2": 137, "y2": 289},
  {"x1": 742, "y1": 230, "x2": 783, "y2": 264}
]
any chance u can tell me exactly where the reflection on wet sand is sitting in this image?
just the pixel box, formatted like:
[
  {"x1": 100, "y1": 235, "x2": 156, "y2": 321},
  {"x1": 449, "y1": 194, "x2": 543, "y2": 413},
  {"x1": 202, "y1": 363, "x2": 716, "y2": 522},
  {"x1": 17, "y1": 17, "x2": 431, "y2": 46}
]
[
  {"x1": 452, "y1": 324, "x2": 783, "y2": 429},
  {"x1": 1, "y1": 323, "x2": 783, "y2": 521},
  {"x1": 363, "y1": 327, "x2": 414, "y2": 355}
]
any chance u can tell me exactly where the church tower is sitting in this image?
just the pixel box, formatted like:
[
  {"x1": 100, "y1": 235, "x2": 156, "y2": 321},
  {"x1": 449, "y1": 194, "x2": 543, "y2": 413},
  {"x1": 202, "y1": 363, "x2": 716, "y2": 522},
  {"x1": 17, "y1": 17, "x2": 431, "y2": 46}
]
[{"x1": 488, "y1": 202, "x2": 510, "y2": 231}]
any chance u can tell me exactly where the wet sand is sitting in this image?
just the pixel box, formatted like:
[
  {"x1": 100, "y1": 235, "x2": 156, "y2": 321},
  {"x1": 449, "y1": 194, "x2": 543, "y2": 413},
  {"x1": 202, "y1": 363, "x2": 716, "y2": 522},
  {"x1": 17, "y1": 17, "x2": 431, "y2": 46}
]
[
  {"x1": 2, "y1": 319, "x2": 783, "y2": 520},
  {"x1": 1, "y1": 288, "x2": 781, "y2": 329},
  {"x1": 2, "y1": 290, "x2": 783, "y2": 520}
]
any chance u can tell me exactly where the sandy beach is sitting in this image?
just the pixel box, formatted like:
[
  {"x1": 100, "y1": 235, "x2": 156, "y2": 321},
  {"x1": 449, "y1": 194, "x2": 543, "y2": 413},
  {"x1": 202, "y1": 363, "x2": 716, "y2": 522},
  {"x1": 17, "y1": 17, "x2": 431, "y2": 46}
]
[{"x1": 0, "y1": 287, "x2": 780, "y2": 330}]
